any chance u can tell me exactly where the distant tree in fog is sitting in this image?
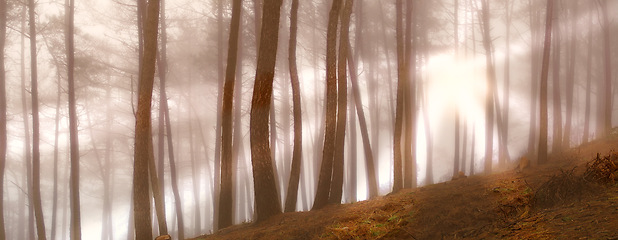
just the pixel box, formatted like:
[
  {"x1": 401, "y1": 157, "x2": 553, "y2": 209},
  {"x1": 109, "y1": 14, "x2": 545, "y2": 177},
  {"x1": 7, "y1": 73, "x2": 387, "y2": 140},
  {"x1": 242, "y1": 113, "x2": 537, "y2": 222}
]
[
  {"x1": 538, "y1": 0, "x2": 554, "y2": 165},
  {"x1": 0, "y1": 0, "x2": 6, "y2": 238}
]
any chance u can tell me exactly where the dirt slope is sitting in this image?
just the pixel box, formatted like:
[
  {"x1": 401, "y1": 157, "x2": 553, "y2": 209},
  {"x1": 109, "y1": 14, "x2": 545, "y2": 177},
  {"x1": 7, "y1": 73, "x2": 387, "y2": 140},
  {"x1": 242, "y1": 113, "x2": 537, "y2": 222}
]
[{"x1": 190, "y1": 139, "x2": 618, "y2": 240}]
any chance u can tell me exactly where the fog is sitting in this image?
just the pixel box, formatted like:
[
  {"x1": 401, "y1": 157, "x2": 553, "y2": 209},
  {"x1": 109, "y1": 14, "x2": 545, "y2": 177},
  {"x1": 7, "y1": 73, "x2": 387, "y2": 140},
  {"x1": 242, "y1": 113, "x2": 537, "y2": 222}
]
[{"x1": 0, "y1": 0, "x2": 616, "y2": 239}]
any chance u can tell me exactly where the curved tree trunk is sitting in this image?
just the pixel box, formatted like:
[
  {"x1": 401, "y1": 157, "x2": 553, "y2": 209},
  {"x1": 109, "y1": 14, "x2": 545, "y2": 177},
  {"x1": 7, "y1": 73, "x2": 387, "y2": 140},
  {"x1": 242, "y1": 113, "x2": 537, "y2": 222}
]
[
  {"x1": 284, "y1": 0, "x2": 303, "y2": 213},
  {"x1": 313, "y1": 0, "x2": 342, "y2": 210},
  {"x1": 249, "y1": 0, "x2": 284, "y2": 222}
]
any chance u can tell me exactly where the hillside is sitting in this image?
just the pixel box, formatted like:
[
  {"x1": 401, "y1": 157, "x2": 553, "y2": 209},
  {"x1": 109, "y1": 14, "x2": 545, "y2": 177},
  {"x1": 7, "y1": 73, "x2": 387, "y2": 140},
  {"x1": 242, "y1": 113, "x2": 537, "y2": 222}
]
[{"x1": 191, "y1": 139, "x2": 618, "y2": 239}]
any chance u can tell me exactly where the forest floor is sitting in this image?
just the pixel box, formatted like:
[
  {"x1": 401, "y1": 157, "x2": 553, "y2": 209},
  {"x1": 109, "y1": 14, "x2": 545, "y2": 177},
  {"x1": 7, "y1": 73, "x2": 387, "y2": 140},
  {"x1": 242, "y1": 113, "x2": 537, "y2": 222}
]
[{"x1": 190, "y1": 138, "x2": 618, "y2": 240}]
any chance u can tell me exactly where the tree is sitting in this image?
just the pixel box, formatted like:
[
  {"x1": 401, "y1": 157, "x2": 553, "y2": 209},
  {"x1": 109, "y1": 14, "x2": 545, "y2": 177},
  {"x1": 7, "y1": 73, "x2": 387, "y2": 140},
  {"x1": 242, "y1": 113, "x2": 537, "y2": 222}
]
[
  {"x1": 284, "y1": 0, "x2": 303, "y2": 213},
  {"x1": 330, "y1": 0, "x2": 353, "y2": 204},
  {"x1": 393, "y1": 0, "x2": 405, "y2": 192},
  {"x1": 538, "y1": 0, "x2": 554, "y2": 165},
  {"x1": 157, "y1": 0, "x2": 184, "y2": 238},
  {"x1": 550, "y1": 6, "x2": 562, "y2": 154},
  {"x1": 313, "y1": 0, "x2": 342, "y2": 210},
  {"x1": 479, "y1": 0, "x2": 496, "y2": 174},
  {"x1": 600, "y1": 0, "x2": 612, "y2": 137},
  {"x1": 133, "y1": 0, "x2": 160, "y2": 239},
  {"x1": 28, "y1": 0, "x2": 47, "y2": 238},
  {"x1": 0, "y1": 0, "x2": 6, "y2": 238},
  {"x1": 582, "y1": 1, "x2": 594, "y2": 143},
  {"x1": 562, "y1": 0, "x2": 577, "y2": 148},
  {"x1": 249, "y1": 0, "x2": 284, "y2": 222},
  {"x1": 403, "y1": 0, "x2": 417, "y2": 189},
  {"x1": 219, "y1": 0, "x2": 242, "y2": 229},
  {"x1": 65, "y1": 0, "x2": 82, "y2": 238}
]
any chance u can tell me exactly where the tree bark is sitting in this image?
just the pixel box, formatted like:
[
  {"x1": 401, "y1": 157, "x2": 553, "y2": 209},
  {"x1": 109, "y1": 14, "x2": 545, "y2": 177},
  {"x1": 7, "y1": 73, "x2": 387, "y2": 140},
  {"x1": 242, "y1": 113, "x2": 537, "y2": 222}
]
[
  {"x1": 284, "y1": 0, "x2": 303, "y2": 213},
  {"x1": 28, "y1": 0, "x2": 47, "y2": 238},
  {"x1": 582, "y1": 1, "x2": 593, "y2": 143},
  {"x1": 212, "y1": 0, "x2": 225, "y2": 231},
  {"x1": 157, "y1": 0, "x2": 184, "y2": 237},
  {"x1": 249, "y1": 0, "x2": 283, "y2": 222},
  {"x1": 0, "y1": 0, "x2": 6, "y2": 238},
  {"x1": 219, "y1": 0, "x2": 242, "y2": 229},
  {"x1": 404, "y1": 0, "x2": 417, "y2": 189},
  {"x1": 65, "y1": 0, "x2": 82, "y2": 238},
  {"x1": 562, "y1": 0, "x2": 576, "y2": 148},
  {"x1": 600, "y1": 0, "x2": 612, "y2": 137},
  {"x1": 537, "y1": 0, "x2": 554, "y2": 165},
  {"x1": 550, "y1": 10, "x2": 562, "y2": 154},
  {"x1": 330, "y1": 0, "x2": 353, "y2": 204},
  {"x1": 133, "y1": 0, "x2": 160, "y2": 239},
  {"x1": 480, "y1": 0, "x2": 495, "y2": 174},
  {"x1": 393, "y1": 0, "x2": 405, "y2": 192},
  {"x1": 313, "y1": 0, "x2": 342, "y2": 210}
]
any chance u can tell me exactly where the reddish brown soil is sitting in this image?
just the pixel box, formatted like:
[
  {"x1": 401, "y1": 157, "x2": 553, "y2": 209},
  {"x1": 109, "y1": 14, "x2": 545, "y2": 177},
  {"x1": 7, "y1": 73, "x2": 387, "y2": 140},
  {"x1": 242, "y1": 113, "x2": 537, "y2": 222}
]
[{"x1": 190, "y1": 139, "x2": 618, "y2": 240}]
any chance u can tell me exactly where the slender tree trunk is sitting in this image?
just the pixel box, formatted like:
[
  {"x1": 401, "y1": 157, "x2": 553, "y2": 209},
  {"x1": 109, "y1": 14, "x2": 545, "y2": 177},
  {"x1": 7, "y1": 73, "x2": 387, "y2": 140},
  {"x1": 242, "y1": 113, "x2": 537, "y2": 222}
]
[
  {"x1": 480, "y1": 0, "x2": 495, "y2": 174},
  {"x1": 452, "y1": 0, "x2": 461, "y2": 179},
  {"x1": 538, "y1": 0, "x2": 554, "y2": 165},
  {"x1": 249, "y1": 0, "x2": 283, "y2": 222},
  {"x1": 313, "y1": 0, "x2": 342, "y2": 210},
  {"x1": 403, "y1": 0, "x2": 416, "y2": 189},
  {"x1": 0, "y1": 0, "x2": 6, "y2": 238},
  {"x1": 51, "y1": 60, "x2": 62, "y2": 240},
  {"x1": 562, "y1": 0, "x2": 576, "y2": 148},
  {"x1": 393, "y1": 0, "x2": 406, "y2": 192},
  {"x1": 219, "y1": 0, "x2": 242, "y2": 229},
  {"x1": 157, "y1": 0, "x2": 184, "y2": 237},
  {"x1": 501, "y1": 0, "x2": 512, "y2": 166},
  {"x1": 330, "y1": 0, "x2": 353, "y2": 204},
  {"x1": 469, "y1": 124, "x2": 475, "y2": 175},
  {"x1": 527, "y1": 0, "x2": 540, "y2": 161},
  {"x1": 284, "y1": 0, "x2": 303, "y2": 213},
  {"x1": 551, "y1": 12, "x2": 562, "y2": 154},
  {"x1": 65, "y1": 0, "x2": 82, "y2": 238},
  {"x1": 133, "y1": 0, "x2": 160, "y2": 239},
  {"x1": 600, "y1": 0, "x2": 612, "y2": 136},
  {"x1": 212, "y1": 0, "x2": 224, "y2": 231},
  {"x1": 20, "y1": 8, "x2": 35, "y2": 240},
  {"x1": 582, "y1": 2, "x2": 593, "y2": 143},
  {"x1": 28, "y1": 0, "x2": 47, "y2": 238}
]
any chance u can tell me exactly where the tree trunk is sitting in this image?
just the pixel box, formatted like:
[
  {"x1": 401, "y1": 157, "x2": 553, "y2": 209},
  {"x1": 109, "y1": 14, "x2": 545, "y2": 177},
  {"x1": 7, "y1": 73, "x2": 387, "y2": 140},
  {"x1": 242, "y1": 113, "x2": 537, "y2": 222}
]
[
  {"x1": 501, "y1": 0, "x2": 513, "y2": 166},
  {"x1": 480, "y1": 0, "x2": 495, "y2": 174},
  {"x1": 582, "y1": 1, "x2": 593, "y2": 143},
  {"x1": 600, "y1": 0, "x2": 612, "y2": 136},
  {"x1": 157, "y1": 0, "x2": 184, "y2": 237},
  {"x1": 28, "y1": 0, "x2": 47, "y2": 238},
  {"x1": 313, "y1": 0, "x2": 342, "y2": 210},
  {"x1": 330, "y1": 0, "x2": 353, "y2": 204},
  {"x1": 538, "y1": 0, "x2": 554, "y2": 165},
  {"x1": 284, "y1": 0, "x2": 303, "y2": 213},
  {"x1": 551, "y1": 11, "x2": 562, "y2": 154},
  {"x1": 219, "y1": 0, "x2": 242, "y2": 229},
  {"x1": 393, "y1": 0, "x2": 406, "y2": 192},
  {"x1": 562, "y1": 0, "x2": 577, "y2": 148},
  {"x1": 0, "y1": 0, "x2": 6, "y2": 238},
  {"x1": 20, "y1": 8, "x2": 35, "y2": 239},
  {"x1": 65, "y1": 0, "x2": 82, "y2": 238},
  {"x1": 212, "y1": 0, "x2": 225, "y2": 231},
  {"x1": 404, "y1": 0, "x2": 417, "y2": 189},
  {"x1": 249, "y1": 0, "x2": 283, "y2": 222},
  {"x1": 133, "y1": 0, "x2": 160, "y2": 239},
  {"x1": 527, "y1": 0, "x2": 540, "y2": 161}
]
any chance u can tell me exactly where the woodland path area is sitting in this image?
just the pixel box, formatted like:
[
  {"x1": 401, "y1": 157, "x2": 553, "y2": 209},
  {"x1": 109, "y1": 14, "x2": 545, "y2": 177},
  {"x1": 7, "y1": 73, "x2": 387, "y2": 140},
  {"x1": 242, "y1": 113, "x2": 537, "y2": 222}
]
[{"x1": 191, "y1": 138, "x2": 618, "y2": 240}]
